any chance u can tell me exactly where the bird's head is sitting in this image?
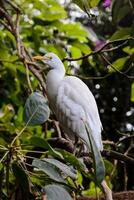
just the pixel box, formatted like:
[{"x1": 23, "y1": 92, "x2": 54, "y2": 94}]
[{"x1": 33, "y1": 52, "x2": 64, "y2": 71}]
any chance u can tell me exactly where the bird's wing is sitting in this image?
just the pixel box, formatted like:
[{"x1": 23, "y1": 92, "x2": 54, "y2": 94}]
[{"x1": 55, "y1": 76, "x2": 103, "y2": 151}]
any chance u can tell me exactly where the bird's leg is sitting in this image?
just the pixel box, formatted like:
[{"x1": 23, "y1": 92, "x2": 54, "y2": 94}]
[
  {"x1": 77, "y1": 142, "x2": 83, "y2": 157},
  {"x1": 74, "y1": 136, "x2": 86, "y2": 156},
  {"x1": 73, "y1": 136, "x2": 79, "y2": 155},
  {"x1": 48, "y1": 119, "x2": 62, "y2": 138},
  {"x1": 101, "y1": 180, "x2": 113, "y2": 200},
  {"x1": 53, "y1": 120, "x2": 62, "y2": 138}
]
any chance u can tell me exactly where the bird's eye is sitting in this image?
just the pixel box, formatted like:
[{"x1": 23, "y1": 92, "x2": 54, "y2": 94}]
[{"x1": 47, "y1": 56, "x2": 52, "y2": 60}]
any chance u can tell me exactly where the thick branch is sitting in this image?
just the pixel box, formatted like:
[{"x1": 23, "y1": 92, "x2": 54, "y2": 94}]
[
  {"x1": 102, "y1": 150, "x2": 134, "y2": 165},
  {"x1": 47, "y1": 137, "x2": 134, "y2": 165}
]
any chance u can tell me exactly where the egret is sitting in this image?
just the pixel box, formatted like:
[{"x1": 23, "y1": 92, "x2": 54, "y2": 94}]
[
  {"x1": 33, "y1": 53, "x2": 103, "y2": 152},
  {"x1": 34, "y1": 53, "x2": 113, "y2": 199}
]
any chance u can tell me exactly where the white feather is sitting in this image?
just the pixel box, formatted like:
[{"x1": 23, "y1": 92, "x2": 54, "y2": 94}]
[{"x1": 45, "y1": 53, "x2": 103, "y2": 151}]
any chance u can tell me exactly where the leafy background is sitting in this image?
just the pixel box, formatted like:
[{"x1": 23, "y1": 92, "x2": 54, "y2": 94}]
[{"x1": 0, "y1": 0, "x2": 134, "y2": 199}]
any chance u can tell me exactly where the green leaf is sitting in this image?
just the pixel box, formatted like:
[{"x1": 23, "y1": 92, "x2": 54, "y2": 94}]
[
  {"x1": 70, "y1": 46, "x2": 82, "y2": 65},
  {"x1": 110, "y1": 28, "x2": 131, "y2": 41},
  {"x1": 72, "y1": 0, "x2": 101, "y2": 10},
  {"x1": 40, "y1": 0, "x2": 67, "y2": 21},
  {"x1": 131, "y1": 83, "x2": 134, "y2": 102},
  {"x1": 104, "y1": 159, "x2": 114, "y2": 175},
  {"x1": 85, "y1": 124, "x2": 105, "y2": 185},
  {"x1": 54, "y1": 21, "x2": 88, "y2": 42},
  {"x1": 116, "y1": 5, "x2": 130, "y2": 23},
  {"x1": 112, "y1": 0, "x2": 127, "y2": 24},
  {"x1": 56, "y1": 149, "x2": 87, "y2": 174},
  {"x1": 23, "y1": 92, "x2": 50, "y2": 125},
  {"x1": 123, "y1": 46, "x2": 134, "y2": 54},
  {"x1": 108, "y1": 56, "x2": 129, "y2": 73},
  {"x1": 43, "y1": 158, "x2": 77, "y2": 180},
  {"x1": 12, "y1": 163, "x2": 30, "y2": 195},
  {"x1": 32, "y1": 159, "x2": 66, "y2": 183},
  {"x1": 30, "y1": 136, "x2": 63, "y2": 159},
  {"x1": 43, "y1": 184, "x2": 73, "y2": 200},
  {"x1": 71, "y1": 42, "x2": 91, "y2": 54},
  {"x1": 15, "y1": 106, "x2": 23, "y2": 126},
  {"x1": 83, "y1": 181, "x2": 101, "y2": 196},
  {"x1": 90, "y1": 0, "x2": 101, "y2": 7}
]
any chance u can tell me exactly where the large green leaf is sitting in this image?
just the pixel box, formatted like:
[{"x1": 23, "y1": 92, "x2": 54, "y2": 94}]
[
  {"x1": 112, "y1": 0, "x2": 126, "y2": 24},
  {"x1": 22, "y1": 0, "x2": 67, "y2": 21},
  {"x1": 43, "y1": 158, "x2": 77, "y2": 180},
  {"x1": 32, "y1": 159, "x2": 65, "y2": 183},
  {"x1": 110, "y1": 28, "x2": 131, "y2": 41},
  {"x1": 56, "y1": 149, "x2": 87, "y2": 174},
  {"x1": 54, "y1": 21, "x2": 88, "y2": 42},
  {"x1": 71, "y1": 41, "x2": 91, "y2": 55},
  {"x1": 70, "y1": 46, "x2": 82, "y2": 65},
  {"x1": 116, "y1": 5, "x2": 130, "y2": 23},
  {"x1": 23, "y1": 92, "x2": 50, "y2": 125},
  {"x1": 108, "y1": 56, "x2": 129, "y2": 73},
  {"x1": 43, "y1": 184, "x2": 73, "y2": 200},
  {"x1": 85, "y1": 124, "x2": 105, "y2": 185}
]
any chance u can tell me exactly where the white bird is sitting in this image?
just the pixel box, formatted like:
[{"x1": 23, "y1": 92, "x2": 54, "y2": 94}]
[{"x1": 33, "y1": 53, "x2": 103, "y2": 151}]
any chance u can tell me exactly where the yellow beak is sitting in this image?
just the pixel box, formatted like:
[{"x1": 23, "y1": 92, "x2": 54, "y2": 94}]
[{"x1": 33, "y1": 55, "x2": 44, "y2": 61}]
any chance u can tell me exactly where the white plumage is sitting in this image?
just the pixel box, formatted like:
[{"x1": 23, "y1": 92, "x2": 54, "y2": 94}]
[{"x1": 34, "y1": 53, "x2": 103, "y2": 151}]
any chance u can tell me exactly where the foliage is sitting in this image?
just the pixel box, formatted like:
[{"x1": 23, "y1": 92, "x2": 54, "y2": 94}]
[{"x1": 0, "y1": 0, "x2": 134, "y2": 199}]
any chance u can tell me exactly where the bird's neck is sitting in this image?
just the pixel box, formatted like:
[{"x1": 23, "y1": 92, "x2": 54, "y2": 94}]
[{"x1": 46, "y1": 69, "x2": 65, "y2": 101}]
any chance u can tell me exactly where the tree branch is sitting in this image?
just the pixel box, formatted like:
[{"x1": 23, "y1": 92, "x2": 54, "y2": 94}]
[
  {"x1": 63, "y1": 37, "x2": 134, "y2": 62},
  {"x1": 46, "y1": 137, "x2": 134, "y2": 165},
  {"x1": 5, "y1": 0, "x2": 21, "y2": 13},
  {"x1": 101, "y1": 54, "x2": 134, "y2": 79},
  {"x1": 0, "y1": 7, "x2": 15, "y2": 34}
]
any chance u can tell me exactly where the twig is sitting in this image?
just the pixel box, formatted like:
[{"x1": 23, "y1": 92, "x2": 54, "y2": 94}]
[
  {"x1": 25, "y1": 61, "x2": 33, "y2": 93},
  {"x1": 5, "y1": 0, "x2": 21, "y2": 13},
  {"x1": 128, "y1": 0, "x2": 134, "y2": 16},
  {"x1": 0, "y1": 151, "x2": 9, "y2": 163},
  {"x1": 16, "y1": 149, "x2": 47, "y2": 154},
  {"x1": 0, "y1": 19, "x2": 11, "y2": 32},
  {"x1": 11, "y1": 105, "x2": 39, "y2": 146},
  {"x1": 101, "y1": 54, "x2": 134, "y2": 79},
  {"x1": 0, "y1": 7, "x2": 15, "y2": 33},
  {"x1": 28, "y1": 66, "x2": 46, "y2": 92},
  {"x1": 116, "y1": 134, "x2": 134, "y2": 145},
  {"x1": 24, "y1": 46, "x2": 34, "y2": 61},
  {"x1": 15, "y1": 12, "x2": 22, "y2": 57},
  {"x1": 63, "y1": 37, "x2": 134, "y2": 62},
  {"x1": 101, "y1": 40, "x2": 128, "y2": 53},
  {"x1": 103, "y1": 140, "x2": 116, "y2": 146},
  {"x1": 26, "y1": 60, "x2": 42, "y2": 70}
]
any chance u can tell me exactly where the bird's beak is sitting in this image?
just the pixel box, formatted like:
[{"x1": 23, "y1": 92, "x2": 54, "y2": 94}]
[
  {"x1": 33, "y1": 55, "x2": 44, "y2": 61},
  {"x1": 33, "y1": 55, "x2": 51, "y2": 61}
]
